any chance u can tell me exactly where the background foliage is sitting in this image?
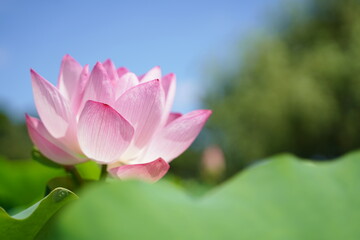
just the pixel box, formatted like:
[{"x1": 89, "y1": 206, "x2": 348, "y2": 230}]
[
  {"x1": 206, "y1": 0, "x2": 360, "y2": 175},
  {"x1": 0, "y1": 110, "x2": 32, "y2": 159}
]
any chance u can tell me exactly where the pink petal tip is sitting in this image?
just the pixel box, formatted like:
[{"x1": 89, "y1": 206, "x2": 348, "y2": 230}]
[{"x1": 109, "y1": 158, "x2": 170, "y2": 183}]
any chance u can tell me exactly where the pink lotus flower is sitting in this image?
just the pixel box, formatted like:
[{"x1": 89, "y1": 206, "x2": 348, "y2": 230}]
[{"x1": 26, "y1": 55, "x2": 211, "y2": 182}]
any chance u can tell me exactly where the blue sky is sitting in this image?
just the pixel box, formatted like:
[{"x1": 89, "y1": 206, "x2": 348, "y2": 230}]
[{"x1": 0, "y1": 0, "x2": 298, "y2": 119}]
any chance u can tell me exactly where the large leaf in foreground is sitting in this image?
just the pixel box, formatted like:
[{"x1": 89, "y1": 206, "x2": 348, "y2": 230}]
[
  {"x1": 0, "y1": 188, "x2": 77, "y2": 240},
  {"x1": 53, "y1": 152, "x2": 360, "y2": 239}
]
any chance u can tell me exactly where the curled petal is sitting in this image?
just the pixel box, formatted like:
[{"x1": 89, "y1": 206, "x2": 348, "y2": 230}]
[
  {"x1": 31, "y1": 69, "x2": 72, "y2": 138},
  {"x1": 57, "y1": 54, "x2": 83, "y2": 101},
  {"x1": 139, "y1": 66, "x2": 161, "y2": 83},
  {"x1": 115, "y1": 80, "x2": 165, "y2": 152},
  {"x1": 108, "y1": 158, "x2": 169, "y2": 182},
  {"x1": 78, "y1": 100, "x2": 134, "y2": 164},
  {"x1": 26, "y1": 115, "x2": 82, "y2": 165},
  {"x1": 143, "y1": 110, "x2": 212, "y2": 162}
]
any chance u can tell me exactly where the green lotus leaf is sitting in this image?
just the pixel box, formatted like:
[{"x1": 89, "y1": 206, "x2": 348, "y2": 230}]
[
  {"x1": 52, "y1": 151, "x2": 360, "y2": 239},
  {"x1": 0, "y1": 188, "x2": 77, "y2": 240}
]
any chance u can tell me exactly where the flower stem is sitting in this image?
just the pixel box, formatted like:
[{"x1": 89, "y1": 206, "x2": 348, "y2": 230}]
[
  {"x1": 64, "y1": 165, "x2": 83, "y2": 187},
  {"x1": 101, "y1": 164, "x2": 108, "y2": 180}
]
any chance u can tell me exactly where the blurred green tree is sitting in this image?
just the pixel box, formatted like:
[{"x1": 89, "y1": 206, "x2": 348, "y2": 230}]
[
  {"x1": 0, "y1": 110, "x2": 32, "y2": 159},
  {"x1": 205, "y1": 0, "x2": 360, "y2": 174}
]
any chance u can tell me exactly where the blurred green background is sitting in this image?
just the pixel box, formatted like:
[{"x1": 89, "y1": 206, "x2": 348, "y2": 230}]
[
  {"x1": 204, "y1": 0, "x2": 360, "y2": 176},
  {"x1": 173, "y1": 0, "x2": 360, "y2": 179},
  {"x1": 2, "y1": 0, "x2": 360, "y2": 209}
]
